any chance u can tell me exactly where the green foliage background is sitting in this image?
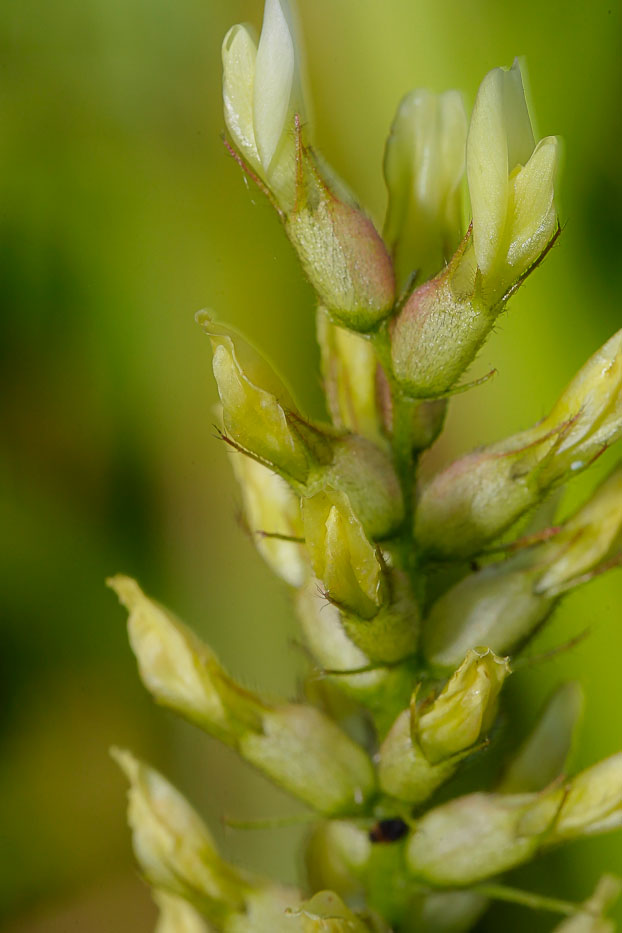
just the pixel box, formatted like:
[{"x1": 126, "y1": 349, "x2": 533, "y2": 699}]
[{"x1": 1, "y1": 0, "x2": 620, "y2": 929}]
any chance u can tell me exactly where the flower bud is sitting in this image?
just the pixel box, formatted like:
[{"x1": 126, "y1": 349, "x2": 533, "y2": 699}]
[
  {"x1": 154, "y1": 876, "x2": 304, "y2": 933},
  {"x1": 305, "y1": 821, "x2": 371, "y2": 900},
  {"x1": 416, "y1": 647, "x2": 509, "y2": 763},
  {"x1": 205, "y1": 319, "x2": 327, "y2": 486},
  {"x1": 301, "y1": 491, "x2": 418, "y2": 663},
  {"x1": 389, "y1": 61, "x2": 559, "y2": 399},
  {"x1": 551, "y1": 754, "x2": 622, "y2": 841},
  {"x1": 222, "y1": 0, "x2": 299, "y2": 210},
  {"x1": 384, "y1": 88, "x2": 467, "y2": 289},
  {"x1": 389, "y1": 230, "x2": 485, "y2": 398},
  {"x1": 109, "y1": 576, "x2": 239, "y2": 738},
  {"x1": 317, "y1": 308, "x2": 384, "y2": 447},
  {"x1": 231, "y1": 454, "x2": 306, "y2": 587},
  {"x1": 405, "y1": 788, "x2": 563, "y2": 885},
  {"x1": 422, "y1": 554, "x2": 548, "y2": 670},
  {"x1": 322, "y1": 433, "x2": 404, "y2": 539},
  {"x1": 288, "y1": 891, "x2": 379, "y2": 932},
  {"x1": 294, "y1": 582, "x2": 414, "y2": 731},
  {"x1": 109, "y1": 577, "x2": 376, "y2": 815},
  {"x1": 201, "y1": 317, "x2": 403, "y2": 540},
  {"x1": 223, "y1": 4, "x2": 395, "y2": 329},
  {"x1": 551, "y1": 876, "x2": 621, "y2": 933},
  {"x1": 498, "y1": 682, "x2": 583, "y2": 793},
  {"x1": 467, "y1": 60, "x2": 559, "y2": 300},
  {"x1": 302, "y1": 489, "x2": 385, "y2": 620},
  {"x1": 535, "y1": 462, "x2": 622, "y2": 595},
  {"x1": 378, "y1": 648, "x2": 509, "y2": 803},
  {"x1": 415, "y1": 329, "x2": 622, "y2": 558},
  {"x1": 423, "y1": 463, "x2": 622, "y2": 667},
  {"x1": 112, "y1": 749, "x2": 249, "y2": 922},
  {"x1": 285, "y1": 163, "x2": 395, "y2": 332},
  {"x1": 154, "y1": 892, "x2": 213, "y2": 933},
  {"x1": 232, "y1": 886, "x2": 307, "y2": 933},
  {"x1": 409, "y1": 890, "x2": 489, "y2": 933}
]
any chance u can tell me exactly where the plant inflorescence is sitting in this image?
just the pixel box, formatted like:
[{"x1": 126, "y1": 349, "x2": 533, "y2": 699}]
[{"x1": 110, "y1": 2, "x2": 622, "y2": 930}]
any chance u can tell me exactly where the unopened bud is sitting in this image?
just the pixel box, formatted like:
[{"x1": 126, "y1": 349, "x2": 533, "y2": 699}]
[
  {"x1": 467, "y1": 60, "x2": 559, "y2": 300},
  {"x1": 205, "y1": 318, "x2": 328, "y2": 485},
  {"x1": 108, "y1": 576, "x2": 239, "y2": 737},
  {"x1": 300, "y1": 506, "x2": 418, "y2": 663},
  {"x1": 551, "y1": 876, "x2": 621, "y2": 933},
  {"x1": 379, "y1": 648, "x2": 509, "y2": 803},
  {"x1": 498, "y1": 682, "x2": 583, "y2": 794},
  {"x1": 389, "y1": 231, "x2": 484, "y2": 398},
  {"x1": 286, "y1": 163, "x2": 395, "y2": 332},
  {"x1": 410, "y1": 890, "x2": 489, "y2": 933},
  {"x1": 295, "y1": 582, "x2": 414, "y2": 731},
  {"x1": 302, "y1": 489, "x2": 384, "y2": 619},
  {"x1": 317, "y1": 308, "x2": 384, "y2": 446},
  {"x1": 536, "y1": 462, "x2": 622, "y2": 595},
  {"x1": 110, "y1": 577, "x2": 375, "y2": 815},
  {"x1": 112, "y1": 749, "x2": 248, "y2": 922},
  {"x1": 232, "y1": 886, "x2": 304, "y2": 933},
  {"x1": 305, "y1": 821, "x2": 371, "y2": 900},
  {"x1": 384, "y1": 88, "x2": 467, "y2": 289},
  {"x1": 551, "y1": 754, "x2": 622, "y2": 842},
  {"x1": 406, "y1": 788, "x2": 563, "y2": 885},
  {"x1": 422, "y1": 554, "x2": 547, "y2": 670},
  {"x1": 232, "y1": 455, "x2": 306, "y2": 587},
  {"x1": 289, "y1": 891, "x2": 379, "y2": 932},
  {"x1": 424, "y1": 463, "x2": 622, "y2": 666},
  {"x1": 416, "y1": 647, "x2": 509, "y2": 763},
  {"x1": 415, "y1": 329, "x2": 622, "y2": 558},
  {"x1": 322, "y1": 433, "x2": 404, "y2": 539},
  {"x1": 202, "y1": 317, "x2": 403, "y2": 540}
]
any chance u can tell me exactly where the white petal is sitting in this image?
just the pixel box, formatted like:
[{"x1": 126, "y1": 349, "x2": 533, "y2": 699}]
[
  {"x1": 467, "y1": 67, "x2": 510, "y2": 275},
  {"x1": 439, "y1": 90, "x2": 468, "y2": 203},
  {"x1": 222, "y1": 25, "x2": 260, "y2": 169},
  {"x1": 502, "y1": 60, "x2": 535, "y2": 170},
  {"x1": 253, "y1": 0, "x2": 295, "y2": 172},
  {"x1": 506, "y1": 135, "x2": 558, "y2": 270}
]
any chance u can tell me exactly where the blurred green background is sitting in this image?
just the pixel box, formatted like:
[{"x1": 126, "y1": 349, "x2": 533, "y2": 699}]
[{"x1": 1, "y1": 0, "x2": 621, "y2": 929}]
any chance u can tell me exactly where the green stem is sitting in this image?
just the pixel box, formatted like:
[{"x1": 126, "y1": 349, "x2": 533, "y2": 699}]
[
  {"x1": 372, "y1": 327, "x2": 419, "y2": 585},
  {"x1": 371, "y1": 329, "x2": 415, "y2": 515},
  {"x1": 473, "y1": 883, "x2": 581, "y2": 917}
]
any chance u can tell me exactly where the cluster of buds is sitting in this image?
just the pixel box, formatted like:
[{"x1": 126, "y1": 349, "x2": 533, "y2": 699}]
[{"x1": 111, "y1": 1, "x2": 622, "y2": 930}]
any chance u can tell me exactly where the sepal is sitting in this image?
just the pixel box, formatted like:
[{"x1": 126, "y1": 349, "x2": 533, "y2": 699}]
[{"x1": 415, "y1": 329, "x2": 622, "y2": 557}]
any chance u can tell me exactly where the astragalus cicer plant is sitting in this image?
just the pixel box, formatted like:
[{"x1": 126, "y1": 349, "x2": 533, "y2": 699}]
[{"x1": 110, "y1": 2, "x2": 622, "y2": 930}]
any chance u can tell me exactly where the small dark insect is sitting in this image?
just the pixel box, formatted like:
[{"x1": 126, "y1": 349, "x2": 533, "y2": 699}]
[{"x1": 369, "y1": 818, "x2": 409, "y2": 843}]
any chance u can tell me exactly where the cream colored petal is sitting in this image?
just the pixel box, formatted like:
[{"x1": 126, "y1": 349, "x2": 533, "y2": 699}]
[
  {"x1": 108, "y1": 576, "x2": 228, "y2": 727},
  {"x1": 231, "y1": 456, "x2": 306, "y2": 587},
  {"x1": 506, "y1": 135, "x2": 558, "y2": 270},
  {"x1": 502, "y1": 59, "x2": 535, "y2": 169},
  {"x1": 222, "y1": 25, "x2": 260, "y2": 169},
  {"x1": 253, "y1": 0, "x2": 295, "y2": 172},
  {"x1": 439, "y1": 89, "x2": 468, "y2": 205},
  {"x1": 467, "y1": 67, "x2": 510, "y2": 275}
]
